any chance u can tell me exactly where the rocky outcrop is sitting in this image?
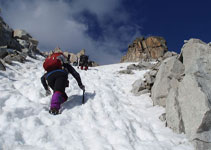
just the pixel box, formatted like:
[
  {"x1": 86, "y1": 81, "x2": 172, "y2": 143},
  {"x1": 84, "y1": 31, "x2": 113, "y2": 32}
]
[
  {"x1": 129, "y1": 38, "x2": 211, "y2": 149},
  {"x1": 0, "y1": 14, "x2": 42, "y2": 71},
  {"x1": 0, "y1": 16, "x2": 22, "y2": 51},
  {"x1": 121, "y1": 36, "x2": 168, "y2": 62},
  {"x1": 13, "y1": 29, "x2": 40, "y2": 58},
  {"x1": 151, "y1": 39, "x2": 211, "y2": 150},
  {"x1": 120, "y1": 59, "x2": 162, "y2": 95}
]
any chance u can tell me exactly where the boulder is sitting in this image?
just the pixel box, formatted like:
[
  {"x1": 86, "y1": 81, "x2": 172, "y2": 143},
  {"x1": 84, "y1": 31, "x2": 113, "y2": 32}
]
[
  {"x1": 178, "y1": 40, "x2": 211, "y2": 150},
  {"x1": 3, "y1": 52, "x2": 26, "y2": 64},
  {"x1": 144, "y1": 72, "x2": 155, "y2": 85},
  {"x1": 166, "y1": 78, "x2": 185, "y2": 133},
  {"x1": 131, "y1": 78, "x2": 147, "y2": 96},
  {"x1": 178, "y1": 74, "x2": 211, "y2": 136},
  {"x1": 13, "y1": 29, "x2": 32, "y2": 40},
  {"x1": 182, "y1": 39, "x2": 211, "y2": 74},
  {"x1": 151, "y1": 56, "x2": 185, "y2": 107},
  {"x1": 163, "y1": 51, "x2": 178, "y2": 60},
  {"x1": 137, "y1": 60, "x2": 155, "y2": 69},
  {"x1": 160, "y1": 39, "x2": 211, "y2": 150}
]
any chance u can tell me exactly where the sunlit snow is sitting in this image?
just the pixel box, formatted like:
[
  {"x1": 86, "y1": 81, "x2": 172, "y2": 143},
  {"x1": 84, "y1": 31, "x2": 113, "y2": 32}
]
[{"x1": 0, "y1": 56, "x2": 194, "y2": 150}]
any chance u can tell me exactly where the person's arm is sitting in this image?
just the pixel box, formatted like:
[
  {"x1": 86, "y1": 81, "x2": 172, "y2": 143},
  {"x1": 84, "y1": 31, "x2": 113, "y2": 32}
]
[
  {"x1": 41, "y1": 74, "x2": 49, "y2": 90},
  {"x1": 63, "y1": 63, "x2": 85, "y2": 90},
  {"x1": 41, "y1": 74, "x2": 51, "y2": 96}
]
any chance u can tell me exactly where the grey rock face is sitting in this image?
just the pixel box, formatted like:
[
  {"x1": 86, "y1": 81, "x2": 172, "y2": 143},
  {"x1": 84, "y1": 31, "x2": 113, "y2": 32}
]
[
  {"x1": 0, "y1": 17, "x2": 22, "y2": 51},
  {"x1": 130, "y1": 60, "x2": 160, "y2": 96},
  {"x1": 166, "y1": 78, "x2": 185, "y2": 133},
  {"x1": 4, "y1": 54, "x2": 25, "y2": 64},
  {"x1": 182, "y1": 39, "x2": 211, "y2": 74},
  {"x1": 151, "y1": 39, "x2": 211, "y2": 150},
  {"x1": 131, "y1": 79, "x2": 146, "y2": 96},
  {"x1": 178, "y1": 74, "x2": 211, "y2": 150},
  {"x1": 178, "y1": 40, "x2": 211, "y2": 149},
  {"x1": 151, "y1": 56, "x2": 184, "y2": 107},
  {"x1": 162, "y1": 51, "x2": 178, "y2": 60},
  {"x1": 0, "y1": 47, "x2": 8, "y2": 59}
]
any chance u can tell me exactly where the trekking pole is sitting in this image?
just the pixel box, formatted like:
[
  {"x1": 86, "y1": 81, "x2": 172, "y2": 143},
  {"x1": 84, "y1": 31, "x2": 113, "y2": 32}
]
[{"x1": 82, "y1": 89, "x2": 85, "y2": 104}]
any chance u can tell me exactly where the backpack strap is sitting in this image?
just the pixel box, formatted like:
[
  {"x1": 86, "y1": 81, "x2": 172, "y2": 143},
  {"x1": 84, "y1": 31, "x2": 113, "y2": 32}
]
[{"x1": 46, "y1": 69, "x2": 68, "y2": 79}]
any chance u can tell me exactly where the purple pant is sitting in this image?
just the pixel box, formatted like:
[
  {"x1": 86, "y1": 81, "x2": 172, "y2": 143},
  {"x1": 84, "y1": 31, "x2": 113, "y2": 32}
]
[{"x1": 51, "y1": 91, "x2": 68, "y2": 110}]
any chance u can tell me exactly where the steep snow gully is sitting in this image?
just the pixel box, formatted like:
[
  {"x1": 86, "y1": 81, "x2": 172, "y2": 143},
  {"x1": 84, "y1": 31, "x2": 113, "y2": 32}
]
[{"x1": 0, "y1": 56, "x2": 194, "y2": 150}]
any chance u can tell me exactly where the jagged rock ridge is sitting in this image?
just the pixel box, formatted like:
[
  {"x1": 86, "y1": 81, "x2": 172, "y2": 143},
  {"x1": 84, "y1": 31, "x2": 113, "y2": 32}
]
[{"x1": 121, "y1": 36, "x2": 168, "y2": 62}]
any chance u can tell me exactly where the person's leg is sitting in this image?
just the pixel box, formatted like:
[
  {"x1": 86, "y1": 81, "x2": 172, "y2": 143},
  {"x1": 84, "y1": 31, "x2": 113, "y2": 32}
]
[
  {"x1": 51, "y1": 76, "x2": 67, "y2": 106},
  {"x1": 84, "y1": 63, "x2": 88, "y2": 70},
  {"x1": 84, "y1": 61, "x2": 88, "y2": 70},
  {"x1": 50, "y1": 91, "x2": 68, "y2": 115},
  {"x1": 50, "y1": 91, "x2": 65, "y2": 110},
  {"x1": 47, "y1": 72, "x2": 68, "y2": 114},
  {"x1": 84, "y1": 66, "x2": 88, "y2": 70}
]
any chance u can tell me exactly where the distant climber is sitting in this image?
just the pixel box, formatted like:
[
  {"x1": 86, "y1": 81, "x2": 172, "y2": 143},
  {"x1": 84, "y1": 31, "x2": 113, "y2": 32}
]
[
  {"x1": 79, "y1": 54, "x2": 89, "y2": 70},
  {"x1": 41, "y1": 51, "x2": 85, "y2": 115}
]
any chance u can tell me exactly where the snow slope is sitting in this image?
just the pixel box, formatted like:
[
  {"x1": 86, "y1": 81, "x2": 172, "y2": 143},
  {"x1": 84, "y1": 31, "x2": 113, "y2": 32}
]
[{"x1": 0, "y1": 56, "x2": 194, "y2": 150}]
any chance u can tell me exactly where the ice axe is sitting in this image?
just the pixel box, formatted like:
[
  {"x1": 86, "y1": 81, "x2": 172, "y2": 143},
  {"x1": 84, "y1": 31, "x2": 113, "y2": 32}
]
[{"x1": 82, "y1": 89, "x2": 85, "y2": 104}]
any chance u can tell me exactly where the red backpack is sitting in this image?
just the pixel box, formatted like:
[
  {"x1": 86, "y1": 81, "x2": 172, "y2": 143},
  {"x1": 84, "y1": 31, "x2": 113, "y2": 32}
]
[{"x1": 43, "y1": 52, "x2": 64, "y2": 72}]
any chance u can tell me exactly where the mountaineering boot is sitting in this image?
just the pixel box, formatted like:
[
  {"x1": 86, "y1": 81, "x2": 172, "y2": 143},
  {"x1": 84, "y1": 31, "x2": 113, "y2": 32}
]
[
  {"x1": 84, "y1": 66, "x2": 88, "y2": 70},
  {"x1": 81, "y1": 66, "x2": 83, "y2": 70},
  {"x1": 49, "y1": 108, "x2": 59, "y2": 115}
]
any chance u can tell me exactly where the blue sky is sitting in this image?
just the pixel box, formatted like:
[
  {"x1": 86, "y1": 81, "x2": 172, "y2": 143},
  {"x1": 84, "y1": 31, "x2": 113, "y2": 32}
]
[
  {"x1": 0, "y1": 0, "x2": 210, "y2": 64},
  {"x1": 140, "y1": 0, "x2": 211, "y2": 52}
]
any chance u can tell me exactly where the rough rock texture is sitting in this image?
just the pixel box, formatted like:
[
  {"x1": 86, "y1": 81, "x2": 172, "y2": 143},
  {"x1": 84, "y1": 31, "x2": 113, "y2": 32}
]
[
  {"x1": 131, "y1": 79, "x2": 147, "y2": 96},
  {"x1": 121, "y1": 36, "x2": 168, "y2": 62},
  {"x1": 151, "y1": 56, "x2": 184, "y2": 107},
  {"x1": 166, "y1": 78, "x2": 185, "y2": 133},
  {"x1": 13, "y1": 29, "x2": 32, "y2": 40},
  {"x1": 151, "y1": 39, "x2": 211, "y2": 150},
  {"x1": 4, "y1": 52, "x2": 26, "y2": 64},
  {"x1": 13, "y1": 29, "x2": 40, "y2": 58},
  {"x1": 0, "y1": 17, "x2": 22, "y2": 51},
  {"x1": 129, "y1": 60, "x2": 161, "y2": 96},
  {"x1": 0, "y1": 14, "x2": 42, "y2": 71},
  {"x1": 178, "y1": 40, "x2": 211, "y2": 150},
  {"x1": 0, "y1": 47, "x2": 8, "y2": 59}
]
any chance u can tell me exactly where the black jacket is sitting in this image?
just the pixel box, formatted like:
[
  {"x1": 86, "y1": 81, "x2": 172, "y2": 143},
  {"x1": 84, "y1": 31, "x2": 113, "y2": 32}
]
[{"x1": 41, "y1": 63, "x2": 83, "y2": 91}]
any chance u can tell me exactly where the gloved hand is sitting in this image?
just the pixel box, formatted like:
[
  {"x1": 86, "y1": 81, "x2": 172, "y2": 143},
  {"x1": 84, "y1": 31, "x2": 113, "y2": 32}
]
[
  {"x1": 79, "y1": 84, "x2": 85, "y2": 91},
  {"x1": 46, "y1": 89, "x2": 51, "y2": 96}
]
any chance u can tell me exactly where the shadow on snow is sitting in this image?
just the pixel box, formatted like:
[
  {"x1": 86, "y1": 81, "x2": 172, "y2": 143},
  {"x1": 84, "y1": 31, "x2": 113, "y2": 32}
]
[{"x1": 61, "y1": 91, "x2": 96, "y2": 112}]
